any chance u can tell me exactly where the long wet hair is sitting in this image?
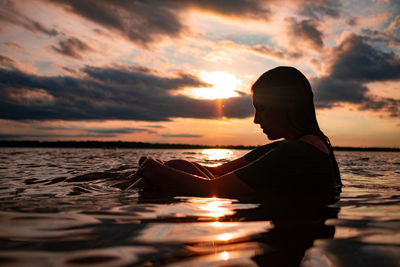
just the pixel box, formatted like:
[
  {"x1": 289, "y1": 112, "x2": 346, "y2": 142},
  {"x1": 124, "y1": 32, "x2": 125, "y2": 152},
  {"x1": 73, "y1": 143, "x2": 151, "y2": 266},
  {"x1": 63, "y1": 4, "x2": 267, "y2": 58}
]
[
  {"x1": 252, "y1": 66, "x2": 341, "y2": 184},
  {"x1": 252, "y1": 66, "x2": 325, "y2": 140}
]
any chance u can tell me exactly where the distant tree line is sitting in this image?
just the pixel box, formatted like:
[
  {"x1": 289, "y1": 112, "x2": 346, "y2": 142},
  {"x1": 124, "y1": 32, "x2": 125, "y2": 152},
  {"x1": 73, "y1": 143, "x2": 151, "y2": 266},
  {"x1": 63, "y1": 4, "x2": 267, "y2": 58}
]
[
  {"x1": 0, "y1": 140, "x2": 399, "y2": 151},
  {"x1": 0, "y1": 140, "x2": 256, "y2": 150}
]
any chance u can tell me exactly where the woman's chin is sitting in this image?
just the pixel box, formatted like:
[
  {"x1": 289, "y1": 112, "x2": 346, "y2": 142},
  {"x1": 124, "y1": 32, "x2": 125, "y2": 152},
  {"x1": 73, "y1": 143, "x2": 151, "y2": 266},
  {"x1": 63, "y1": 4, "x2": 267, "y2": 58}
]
[{"x1": 265, "y1": 132, "x2": 281, "y2": 140}]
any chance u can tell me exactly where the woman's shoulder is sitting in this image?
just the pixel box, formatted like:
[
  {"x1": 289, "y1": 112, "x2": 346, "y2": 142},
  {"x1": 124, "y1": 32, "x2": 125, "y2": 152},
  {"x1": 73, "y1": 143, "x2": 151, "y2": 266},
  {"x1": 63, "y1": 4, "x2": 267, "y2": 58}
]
[
  {"x1": 262, "y1": 140, "x2": 285, "y2": 150},
  {"x1": 271, "y1": 138, "x2": 331, "y2": 159},
  {"x1": 297, "y1": 135, "x2": 331, "y2": 155},
  {"x1": 244, "y1": 141, "x2": 285, "y2": 163}
]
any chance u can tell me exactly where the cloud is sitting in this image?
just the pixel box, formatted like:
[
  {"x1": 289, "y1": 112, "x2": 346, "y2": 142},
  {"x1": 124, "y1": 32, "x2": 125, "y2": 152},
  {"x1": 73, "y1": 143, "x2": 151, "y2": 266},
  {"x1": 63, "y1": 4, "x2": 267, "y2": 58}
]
[
  {"x1": 286, "y1": 18, "x2": 324, "y2": 49},
  {"x1": 61, "y1": 66, "x2": 78, "y2": 74},
  {"x1": 313, "y1": 33, "x2": 400, "y2": 117},
  {"x1": 4, "y1": 41, "x2": 23, "y2": 49},
  {"x1": 51, "y1": 37, "x2": 93, "y2": 59},
  {"x1": 0, "y1": 1, "x2": 58, "y2": 36},
  {"x1": 215, "y1": 40, "x2": 302, "y2": 61},
  {"x1": 182, "y1": 0, "x2": 270, "y2": 19},
  {"x1": 159, "y1": 133, "x2": 203, "y2": 138},
  {"x1": 49, "y1": 0, "x2": 270, "y2": 47},
  {"x1": 299, "y1": 0, "x2": 342, "y2": 19},
  {"x1": 8, "y1": 88, "x2": 55, "y2": 106},
  {"x1": 0, "y1": 64, "x2": 254, "y2": 121},
  {"x1": 248, "y1": 44, "x2": 303, "y2": 59},
  {"x1": 362, "y1": 15, "x2": 400, "y2": 49},
  {"x1": 0, "y1": 55, "x2": 18, "y2": 70},
  {"x1": 37, "y1": 126, "x2": 156, "y2": 134}
]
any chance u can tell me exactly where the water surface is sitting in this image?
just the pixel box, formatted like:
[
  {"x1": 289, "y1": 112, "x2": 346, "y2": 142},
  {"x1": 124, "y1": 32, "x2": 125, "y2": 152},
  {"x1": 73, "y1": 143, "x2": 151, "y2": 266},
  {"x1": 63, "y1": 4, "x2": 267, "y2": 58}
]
[{"x1": 0, "y1": 148, "x2": 399, "y2": 266}]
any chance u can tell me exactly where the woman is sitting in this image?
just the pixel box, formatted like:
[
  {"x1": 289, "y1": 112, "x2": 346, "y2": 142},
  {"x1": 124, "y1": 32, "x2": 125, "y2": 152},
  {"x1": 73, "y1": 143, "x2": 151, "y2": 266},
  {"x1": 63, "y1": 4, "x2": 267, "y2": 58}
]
[{"x1": 135, "y1": 66, "x2": 341, "y2": 202}]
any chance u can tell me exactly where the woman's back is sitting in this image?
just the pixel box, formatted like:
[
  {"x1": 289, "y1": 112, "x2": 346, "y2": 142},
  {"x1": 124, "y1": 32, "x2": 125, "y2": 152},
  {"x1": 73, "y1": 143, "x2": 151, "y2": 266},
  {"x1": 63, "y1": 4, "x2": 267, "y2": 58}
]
[{"x1": 235, "y1": 137, "x2": 341, "y2": 205}]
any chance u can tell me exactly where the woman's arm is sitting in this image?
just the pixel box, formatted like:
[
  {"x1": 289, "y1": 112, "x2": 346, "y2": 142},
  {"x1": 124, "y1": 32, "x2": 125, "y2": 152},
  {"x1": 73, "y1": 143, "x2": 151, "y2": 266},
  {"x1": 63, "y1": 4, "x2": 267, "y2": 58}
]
[
  {"x1": 139, "y1": 155, "x2": 248, "y2": 177},
  {"x1": 205, "y1": 157, "x2": 248, "y2": 176},
  {"x1": 137, "y1": 157, "x2": 254, "y2": 197}
]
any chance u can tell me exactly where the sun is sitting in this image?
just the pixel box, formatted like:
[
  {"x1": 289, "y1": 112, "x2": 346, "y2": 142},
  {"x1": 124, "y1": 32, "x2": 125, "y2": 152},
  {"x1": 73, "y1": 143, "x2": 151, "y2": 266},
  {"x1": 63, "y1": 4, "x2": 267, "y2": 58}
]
[{"x1": 189, "y1": 71, "x2": 240, "y2": 100}]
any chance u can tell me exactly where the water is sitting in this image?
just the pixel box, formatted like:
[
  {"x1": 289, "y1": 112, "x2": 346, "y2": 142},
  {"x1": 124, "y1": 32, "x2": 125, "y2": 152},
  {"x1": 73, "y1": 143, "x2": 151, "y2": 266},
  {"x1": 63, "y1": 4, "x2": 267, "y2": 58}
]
[{"x1": 0, "y1": 148, "x2": 399, "y2": 266}]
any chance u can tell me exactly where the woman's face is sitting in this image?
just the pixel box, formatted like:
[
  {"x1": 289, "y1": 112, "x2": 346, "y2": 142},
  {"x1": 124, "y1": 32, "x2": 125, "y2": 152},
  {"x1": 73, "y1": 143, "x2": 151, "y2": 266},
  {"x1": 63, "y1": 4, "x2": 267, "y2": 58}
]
[{"x1": 252, "y1": 94, "x2": 288, "y2": 140}]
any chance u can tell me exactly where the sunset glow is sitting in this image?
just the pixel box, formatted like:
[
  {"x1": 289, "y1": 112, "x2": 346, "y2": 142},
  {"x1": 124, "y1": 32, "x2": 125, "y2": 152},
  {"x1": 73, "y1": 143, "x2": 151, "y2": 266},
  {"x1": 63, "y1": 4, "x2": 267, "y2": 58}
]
[{"x1": 189, "y1": 71, "x2": 239, "y2": 100}]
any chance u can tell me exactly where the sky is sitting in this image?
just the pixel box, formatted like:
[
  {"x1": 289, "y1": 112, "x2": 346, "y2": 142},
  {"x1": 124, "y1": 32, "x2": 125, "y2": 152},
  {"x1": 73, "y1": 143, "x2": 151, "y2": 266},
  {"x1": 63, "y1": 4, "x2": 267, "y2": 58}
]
[{"x1": 0, "y1": 0, "x2": 399, "y2": 147}]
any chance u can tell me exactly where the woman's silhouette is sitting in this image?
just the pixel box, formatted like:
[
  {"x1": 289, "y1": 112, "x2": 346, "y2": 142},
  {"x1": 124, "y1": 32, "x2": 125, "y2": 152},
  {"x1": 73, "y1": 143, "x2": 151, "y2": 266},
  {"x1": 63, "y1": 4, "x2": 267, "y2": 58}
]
[{"x1": 133, "y1": 66, "x2": 341, "y2": 203}]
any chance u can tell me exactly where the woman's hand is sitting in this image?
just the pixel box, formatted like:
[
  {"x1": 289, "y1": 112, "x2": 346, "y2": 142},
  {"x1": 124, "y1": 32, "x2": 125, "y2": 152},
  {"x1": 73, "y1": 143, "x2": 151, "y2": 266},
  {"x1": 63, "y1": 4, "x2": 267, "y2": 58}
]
[
  {"x1": 137, "y1": 156, "x2": 164, "y2": 178},
  {"x1": 138, "y1": 156, "x2": 155, "y2": 171},
  {"x1": 139, "y1": 156, "x2": 148, "y2": 166},
  {"x1": 139, "y1": 156, "x2": 164, "y2": 166}
]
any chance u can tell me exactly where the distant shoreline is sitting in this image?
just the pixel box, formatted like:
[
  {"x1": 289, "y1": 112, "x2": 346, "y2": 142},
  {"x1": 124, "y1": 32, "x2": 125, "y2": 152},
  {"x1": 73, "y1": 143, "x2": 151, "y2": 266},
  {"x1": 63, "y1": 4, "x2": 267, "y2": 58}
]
[{"x1": 0, "y1": 140, "x2": 399, "y2": 152}]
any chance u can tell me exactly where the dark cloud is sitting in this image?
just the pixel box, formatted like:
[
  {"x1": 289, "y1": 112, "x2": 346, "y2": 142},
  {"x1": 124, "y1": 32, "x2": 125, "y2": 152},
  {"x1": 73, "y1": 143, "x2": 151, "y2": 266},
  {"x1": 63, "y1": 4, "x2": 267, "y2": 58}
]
[
  {"x1": 286, "y1": 18, "x2": 324, "y2": 49},
  {"x1": 146, "y1": 125, "x2": 166, "y2": 129},
  {"x1": 51, "y1": 37, "x2": 93, "y2": 59},
  {"x1": 37, "y1": 126, "x2": 156, "y2": 134},
  {"x1": 312, "y1": 33, "x2": 400, "y2": 117},
  {"x1": 0, "y1": 65, "x2": 254, "y2": 121},
  {"x1": 49, "y1": 0, "x2": 270, "y2": 47},
  {"x1": 358, "y1": 97, "x2": 400, "y2": 118},
  {"x1": 159, "y1": 134, "x2": 203, "y2": 138},
  {"x1": 313, "y1": 77, "x2": 369, "y2": 107},
  {"x1": 328, "y1": 34, "x2": 400, "y2": 82},
  {"x1": 85, "y1": 127, "x2": 156, "y2": 134},
  {"x1": 50, "y1": 0, "x2": 182, "y2": 47},
  {"x1": 299, "y1": 0, "x2": 342, "y2": 19},
  {"x1": 82, "y1": 65, "x2": 209, "y2": 91},
  {"x1": 0, "y1": 133, "x2": 117, "y2": 139},
  {"x1": 0, "y1": 1, "x2": 58, "y2": 36}
]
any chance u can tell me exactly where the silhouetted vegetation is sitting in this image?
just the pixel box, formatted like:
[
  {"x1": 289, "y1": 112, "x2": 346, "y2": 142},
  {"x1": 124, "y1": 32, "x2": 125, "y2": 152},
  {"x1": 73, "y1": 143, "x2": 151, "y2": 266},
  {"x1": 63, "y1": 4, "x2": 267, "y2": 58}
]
[{"x1": 332, "y1": 146, "x2": 400, "y2": 152}]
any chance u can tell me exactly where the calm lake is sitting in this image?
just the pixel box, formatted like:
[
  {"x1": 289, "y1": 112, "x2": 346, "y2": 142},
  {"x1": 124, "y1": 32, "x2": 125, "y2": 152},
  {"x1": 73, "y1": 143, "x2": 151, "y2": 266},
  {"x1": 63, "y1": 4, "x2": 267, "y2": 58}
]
[{"x1": 0, "y1": 148, "x2": 399, "y2": 266}]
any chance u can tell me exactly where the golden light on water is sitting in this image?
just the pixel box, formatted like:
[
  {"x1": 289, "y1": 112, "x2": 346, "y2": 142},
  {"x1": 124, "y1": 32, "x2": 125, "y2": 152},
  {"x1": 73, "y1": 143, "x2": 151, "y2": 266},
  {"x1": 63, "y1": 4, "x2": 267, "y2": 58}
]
[
  {"x1": 217, "y1": 233, "x2": 234, "y2": 241},
  {"x1": 189, "y1": 71, "x2": 239, "y2": 100},
  {"x1": 210, "y1": 221, "x2": 222, "y2": 227},
  {"x1": 188, "y1": 197, "x2": 234, "y2": 218},
  {"x1": 136, "y1": 218, "x2": 272, "y2": 244},
  {"x1": 220, "y1": 251, "x2": 230, "y2": 260},
  {"x1": 201, "y1": 149, "x2": 233, "y2": 161},
  {"x1": 200, "y1": 197, "x2": 232, "y2": 218}
]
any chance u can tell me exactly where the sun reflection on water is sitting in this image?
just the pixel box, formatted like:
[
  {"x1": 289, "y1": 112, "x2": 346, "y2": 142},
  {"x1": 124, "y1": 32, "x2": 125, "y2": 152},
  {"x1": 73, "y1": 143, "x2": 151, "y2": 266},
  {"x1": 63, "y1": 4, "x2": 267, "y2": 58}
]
[
  {"x1": 218, "y1": 233, "x2": 234, "y2": 241},
  {"x1": 188, "y1": 197, "x2": 234, "y2": 219},
  {"x1": 220, "y1": 251, "x2": 230, "y2": 260},
  {"x1": 201, "y1": 149, "x2": 233, "y2": 161}
]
